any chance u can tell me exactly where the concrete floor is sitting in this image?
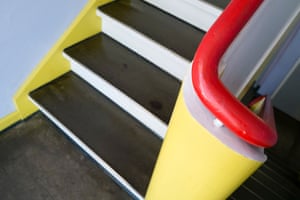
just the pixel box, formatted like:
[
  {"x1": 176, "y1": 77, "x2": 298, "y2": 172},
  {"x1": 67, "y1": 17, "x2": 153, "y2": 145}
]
[{"x1": 0, "y1": 112, "x2": 132, "y2": 200}]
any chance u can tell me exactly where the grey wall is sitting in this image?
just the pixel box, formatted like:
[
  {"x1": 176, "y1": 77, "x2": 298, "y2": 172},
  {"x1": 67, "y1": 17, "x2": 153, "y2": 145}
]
[
  {"x1": 258, "y1": 15, "x2": 300, "y2": 97},
  {"x1": 0, "y1": 0, "x2": 87, "y2": 118},
  {"x1": 257, "y1": 12, "x2": 300, "y2": 121},
  {"x1": 273, "y1": 62, "x2": 300, "y2": 121}
]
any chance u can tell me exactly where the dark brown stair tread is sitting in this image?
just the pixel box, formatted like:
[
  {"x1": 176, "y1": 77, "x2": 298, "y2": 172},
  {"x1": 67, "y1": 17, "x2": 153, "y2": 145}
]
[
  {"x1": 251, "y1": 169, "x2": 299, "y2": 199},
  {"x1": 30, "y1": 72, "x2": 162, "y2": 196},
  {"x1": 230, "y1": 186, "x2": 261, "y2": 200}
]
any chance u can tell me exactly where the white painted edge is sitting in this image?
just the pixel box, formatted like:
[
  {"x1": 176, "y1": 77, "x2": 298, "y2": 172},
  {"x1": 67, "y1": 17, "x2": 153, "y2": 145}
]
[
  {"x1": 29, "y1": 96, "x2": 144, "y2": 200},
  {"x1": 97, "y1": 10, "x2": 190, "y2": 81},
  {"x1": 63, "y1": 53, "x2": 168, "y2": 139},
  {"x1": 143, "y1": 0, "x2": 222, "y2": 31}
]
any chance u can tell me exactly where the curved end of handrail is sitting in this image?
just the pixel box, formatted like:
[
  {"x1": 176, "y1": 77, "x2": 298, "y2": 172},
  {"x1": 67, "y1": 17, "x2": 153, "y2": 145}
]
[{"x1": 191, "y1": 0, "x2": 277, "y2": 147}]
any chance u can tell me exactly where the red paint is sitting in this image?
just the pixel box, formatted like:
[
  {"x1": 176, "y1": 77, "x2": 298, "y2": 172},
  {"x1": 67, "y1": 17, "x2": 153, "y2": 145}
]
[{"x1": 192, "y1": 0, "x2": 277, "y2": 147}]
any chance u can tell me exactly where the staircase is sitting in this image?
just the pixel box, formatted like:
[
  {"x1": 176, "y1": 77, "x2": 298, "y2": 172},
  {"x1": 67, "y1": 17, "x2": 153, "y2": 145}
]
[{"x1": 28, "y1": 0, "x2": 300, "y2": 199}]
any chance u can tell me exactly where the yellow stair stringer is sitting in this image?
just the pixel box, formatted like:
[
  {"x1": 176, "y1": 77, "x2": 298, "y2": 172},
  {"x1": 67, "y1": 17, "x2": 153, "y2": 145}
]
[{"x1": 0, "y1": 0, "x2": 113, "y2": 131}]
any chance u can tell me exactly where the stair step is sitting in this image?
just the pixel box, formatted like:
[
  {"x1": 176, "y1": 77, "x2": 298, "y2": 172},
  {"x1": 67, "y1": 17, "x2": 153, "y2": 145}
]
[
  {"x1": 229, "y1": 160, "x2": 300, "y2": 200},
  {"x1": 234, "y1": 160, "x2": 300, "y2": 200},
  {"x1": 265, "y1": 152, "x2": 299, "y2": 181},
  {"x1": 230, "y1": 185, "x2": 262, "y2": 200},
  {"x1": 64, "y1": 33, "x2": 180, "y2": 138},
  {"x1": 30, "y1": 72, "x2": 162, "y2": 199},
  {"x1": 260, "y1": 159, "x2": 300, "y2": 196},
  {"x1": 251, "y1": 168, "x2": 300, "y2": 199},
  {"x1": 98, "y1": 0, "x2": 205, "y2": 80},
  {"x1": 241, "y1": 176, "x2": 287, "y2": 200}
]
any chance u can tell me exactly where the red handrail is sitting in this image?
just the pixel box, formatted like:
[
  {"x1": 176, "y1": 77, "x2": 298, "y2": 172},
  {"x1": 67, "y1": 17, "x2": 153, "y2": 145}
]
[{"x1": 192, "y1": 0, "x2": 277, "y2": 147}]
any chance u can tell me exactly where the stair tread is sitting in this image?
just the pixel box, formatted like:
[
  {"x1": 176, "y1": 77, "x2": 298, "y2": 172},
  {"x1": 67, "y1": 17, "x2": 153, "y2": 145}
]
[
  {"x1": 30, "y1": 72, "x2": 162, "y2": 196},
  {"x1": 230, "y1": 162, "x2": 300, "y2": 200},
  {"x1": 65, "y1": 33, "x2": 180, "y2": 124},
  {"x1": 230, "y1": 186, "x2": 262, "y2": 200},
  {"x1": 266, "y1": 150, "x2": 300, "y2": 181},
  {"x1": 99, "y1": 0, "x2": 204, "y2": 61},
  {"x1": 259, "y1": 160, "x2": 300, "y2": 195},
  {"x1": 241, "y1": 176, "x2": 289, "y2": 200}
]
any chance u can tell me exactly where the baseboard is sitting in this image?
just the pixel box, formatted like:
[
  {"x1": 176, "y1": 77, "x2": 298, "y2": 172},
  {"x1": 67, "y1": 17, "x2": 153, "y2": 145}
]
[{"x1": 0, "y1": 111, "x2": 21, "y2": 132}]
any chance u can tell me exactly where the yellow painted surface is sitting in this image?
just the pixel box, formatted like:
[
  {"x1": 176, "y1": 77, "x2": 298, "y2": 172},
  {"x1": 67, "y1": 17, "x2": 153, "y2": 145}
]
[
  {"x1": 0, "y1": 0, "x2": 113, "y2": 130},
  {"x1": 0, "y1": 111, "x2": 21, "y2": 132},
  {"x1": 145, "y1": 89, "x2": 263, "y2": 200}
]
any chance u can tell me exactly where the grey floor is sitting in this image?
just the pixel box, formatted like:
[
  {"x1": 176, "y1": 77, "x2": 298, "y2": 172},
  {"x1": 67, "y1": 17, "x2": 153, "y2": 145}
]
[{"x1": 0, "y1": 112, "x2": 132, "y2": 200}]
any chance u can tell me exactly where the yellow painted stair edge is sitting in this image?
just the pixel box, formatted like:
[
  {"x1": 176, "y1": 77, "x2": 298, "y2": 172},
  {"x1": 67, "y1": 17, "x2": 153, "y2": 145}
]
[
  {"x1": 0, "y1": 111, "x2": 21, "y2": 132},
  {"x1": 0, "y1": 0, "x2": 113, "y2": 131}
]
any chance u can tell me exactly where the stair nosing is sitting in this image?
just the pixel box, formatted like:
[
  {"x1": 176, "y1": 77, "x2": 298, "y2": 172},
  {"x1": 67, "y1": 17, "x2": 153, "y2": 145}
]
[
  {"x1": 234, "y1": 184, "x2": 264, "y2": 200},
  {"x1": 29, "y1": 95, "x2": 144, "y2": 200},
  {"x1": 63, "y1": 52, "x2": 168, "y2": 139},
  {"x1": 245, "y1": 176, "x2": 286, "y2": 200}
]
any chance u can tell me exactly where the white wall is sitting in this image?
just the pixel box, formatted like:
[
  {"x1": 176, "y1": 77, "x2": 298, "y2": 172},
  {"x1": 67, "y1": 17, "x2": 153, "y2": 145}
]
[{"x1": 0, "y1": 0, "x2": 87, "y2": 118}]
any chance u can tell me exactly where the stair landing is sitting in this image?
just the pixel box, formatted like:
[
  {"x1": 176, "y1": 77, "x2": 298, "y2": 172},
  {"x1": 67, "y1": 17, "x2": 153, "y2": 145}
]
[{"x1": 0, "y1": 112, "x2": 132, "y2": 200}]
